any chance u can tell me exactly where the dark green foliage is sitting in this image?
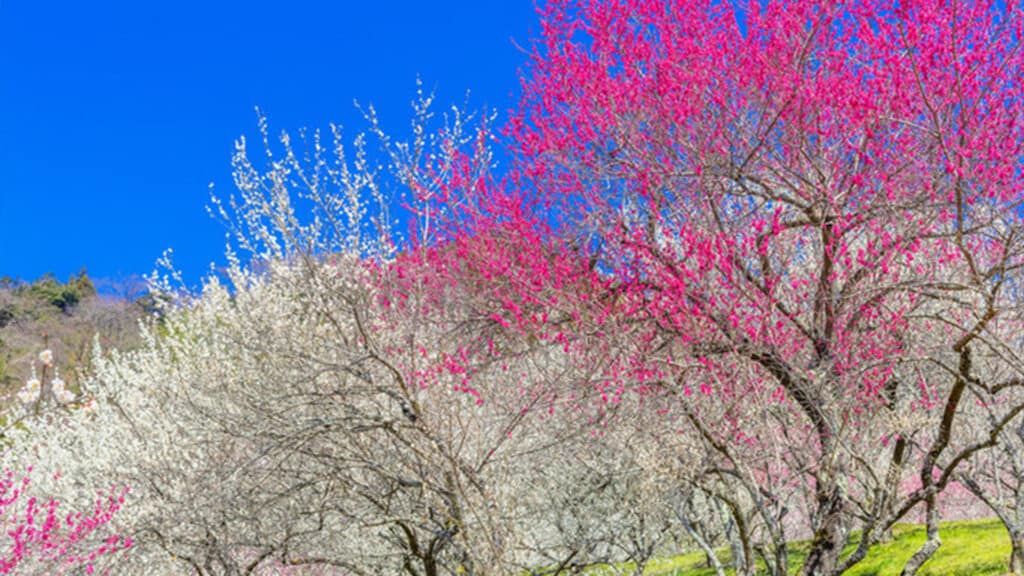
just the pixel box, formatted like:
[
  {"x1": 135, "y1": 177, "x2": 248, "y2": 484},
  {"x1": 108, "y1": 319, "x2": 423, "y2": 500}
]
[
  {"x1": 0, "y1": 304, "x2": 13, "y2": 329},
  {"x1": 20, "y1": 269, "x2": 96, "y2": 314}
]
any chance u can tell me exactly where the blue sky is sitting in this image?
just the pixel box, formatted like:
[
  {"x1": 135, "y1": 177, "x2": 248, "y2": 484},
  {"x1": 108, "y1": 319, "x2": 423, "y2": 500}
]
[{"x1": 0, "y1": 1, "x2": 537, "y2": 289}]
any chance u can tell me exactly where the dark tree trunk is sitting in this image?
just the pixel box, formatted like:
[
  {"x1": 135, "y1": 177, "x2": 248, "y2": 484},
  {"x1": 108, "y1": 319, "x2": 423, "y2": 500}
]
[
  {"x1": 773, "y1": 542, "x2": 789, "y2": 576},
  {"x1": 1010, "y1": 533, "x2": 1024, "y2": 575},
  {"x1": 799, "y1": 483, "x2": 846, "y2": 576}
]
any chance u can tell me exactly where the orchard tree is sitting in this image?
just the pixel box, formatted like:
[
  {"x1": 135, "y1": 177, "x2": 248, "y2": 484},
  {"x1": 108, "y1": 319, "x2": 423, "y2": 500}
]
[
  {"x1": 3, "y1": 99, "x2": 627, "y2": 576},
  {"x1": 666, "y1": 375, "x2": 801, "y2": 576},
  {"x1": 960, "y1": 412, "x2": 1024, "y2": 572},
  {"x1": 956, "y1": 306, "x2": 1024, "y2": 572},
  {"x1": 481, "y1": 0, "x2": 1024, "y2": 574},
  {"x1": 513, "y1": 399, "x2": 681, "y2": 576}
]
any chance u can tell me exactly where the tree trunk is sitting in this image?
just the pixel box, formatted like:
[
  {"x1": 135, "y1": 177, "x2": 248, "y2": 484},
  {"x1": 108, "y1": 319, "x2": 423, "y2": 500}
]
[
  {"x1": 901, "y1": 495, "x2": 940, "y2": 576},
  {"x1": 799, "y1": 483, "x2": 845, "y2": 576},
  {"x1": 1010, "y1": 533, "x2": 1024, "y2": 575},
  {"x1": 690, "y1": 535, "x2": 725, "y2": 576},
  {"x1": 725, "y1": 502, "x2": 755, "y2": 576},
  {"x1": 773, "y1": 542, "x2": 789, "y2": 576}
]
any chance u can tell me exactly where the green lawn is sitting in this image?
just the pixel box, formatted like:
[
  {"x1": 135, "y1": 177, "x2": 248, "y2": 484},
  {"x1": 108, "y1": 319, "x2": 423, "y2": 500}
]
[{"x1": 592, "y1": 519, "x2": 1011, "y2": 575}]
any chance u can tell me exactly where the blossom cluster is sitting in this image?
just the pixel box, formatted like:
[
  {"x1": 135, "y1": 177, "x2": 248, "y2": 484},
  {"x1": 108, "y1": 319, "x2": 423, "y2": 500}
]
[
  {"x1": 14, "y1": 349, "x2": 76, "y2": 406},
  {"x1": 0, "y1": 468, "x2": 131, "y2": 575}
]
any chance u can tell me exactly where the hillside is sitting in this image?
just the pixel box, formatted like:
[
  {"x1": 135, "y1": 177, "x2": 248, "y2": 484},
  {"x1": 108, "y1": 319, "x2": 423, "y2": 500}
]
[{"x1": 0, "y1": 270, "x2": 145, "y2": 400}]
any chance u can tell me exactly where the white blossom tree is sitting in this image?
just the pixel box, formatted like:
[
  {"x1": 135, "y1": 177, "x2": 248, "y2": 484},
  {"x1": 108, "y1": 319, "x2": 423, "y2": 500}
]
[{"x1": 2, "y1": 95, "x2": 638, "y2": 575}]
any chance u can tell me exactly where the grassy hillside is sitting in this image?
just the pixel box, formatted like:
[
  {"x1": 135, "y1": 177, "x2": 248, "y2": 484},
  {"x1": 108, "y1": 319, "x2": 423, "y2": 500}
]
[{"x1": 599, "y1": 519, "x2": 1008, "y2": 575}]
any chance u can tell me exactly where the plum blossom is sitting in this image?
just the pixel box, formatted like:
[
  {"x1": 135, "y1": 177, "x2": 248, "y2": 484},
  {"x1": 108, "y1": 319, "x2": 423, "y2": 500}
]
[
  {"x1": 54, "y1": 384, "x2": 74, "y2": 404},
  {"x1": 50, "y1": 374, "x2": 66, "y2": 394},
  {"x1": 17, "y1": 376, "x2": 41, "y2": 404}
]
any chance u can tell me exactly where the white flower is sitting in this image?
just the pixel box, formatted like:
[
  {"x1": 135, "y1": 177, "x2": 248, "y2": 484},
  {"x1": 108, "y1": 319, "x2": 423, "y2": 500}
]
[
  {"x1": 39, "y1": 349, "x2": 54, "y2": 366},
  {"x1": 18, "y1": 379, "x2": 41, "y2": 404},
  {"x1": 51, "y1": 376, "x2": 66, "y2": 394},
  {"x1": 55, "y1": 388, "x2": 75, "y2": 404}
]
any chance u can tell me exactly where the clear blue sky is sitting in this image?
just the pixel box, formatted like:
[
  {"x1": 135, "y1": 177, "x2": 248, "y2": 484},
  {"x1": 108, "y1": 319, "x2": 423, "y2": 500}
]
[{"x1": 0, "y1": 1, "x2": 537, "y2": 288}]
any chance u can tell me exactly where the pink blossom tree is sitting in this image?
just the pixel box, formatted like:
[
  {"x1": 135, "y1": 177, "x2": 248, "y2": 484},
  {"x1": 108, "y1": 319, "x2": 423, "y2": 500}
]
[
  {"x1": 448, "y1": 0, "x2": 1024, "y2": 574},
  {"x1": 0, "y1": 467, "x2": 130, "y2": 575}
]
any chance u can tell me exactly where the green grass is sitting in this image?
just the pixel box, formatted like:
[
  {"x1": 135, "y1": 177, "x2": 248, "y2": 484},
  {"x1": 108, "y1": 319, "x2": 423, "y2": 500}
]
[{"x1": 587, "y1": 519, "x2": 1011, "y2": 575}]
